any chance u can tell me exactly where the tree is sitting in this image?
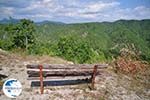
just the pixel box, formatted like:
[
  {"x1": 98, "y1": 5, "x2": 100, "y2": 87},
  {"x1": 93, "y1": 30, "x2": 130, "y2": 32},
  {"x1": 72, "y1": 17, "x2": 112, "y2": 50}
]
[
  {"x1": 56, "y1": 36, "x2": 94, "y2": 63},
  {"x1": 13, "y1": 19, "x2": 36, "y2": 50}
]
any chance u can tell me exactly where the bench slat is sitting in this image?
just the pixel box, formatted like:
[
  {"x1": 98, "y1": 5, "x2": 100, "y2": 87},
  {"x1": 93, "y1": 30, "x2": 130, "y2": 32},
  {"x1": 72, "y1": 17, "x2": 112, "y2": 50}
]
[
  {"x1": 27, "y1": 76, "x2": 91, "y2": 81},
  {"x1": 28, "y1": 70, "x2": 99, "y2": 77},
  {"x1": 26, "y1": 64, "x2": 108, "y2": 69},
  {"x1": 31, "y1": 78, "x2": 91, "y2": 87}
]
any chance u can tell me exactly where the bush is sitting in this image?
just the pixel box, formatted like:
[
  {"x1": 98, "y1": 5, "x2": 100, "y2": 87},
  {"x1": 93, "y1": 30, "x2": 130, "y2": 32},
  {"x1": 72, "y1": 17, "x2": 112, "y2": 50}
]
[
  {"x1": 56, "y1": 36, "x2": 106, "y2": 63},
  {"x1": 27, "y1": 42, "x2": 55, "y2": 56},
  {"x1": 12, "y1": 19, "x2": 36, "y2": 49},
  {"x1": 0, "y1": 39, "x2": 13, "y2": 50}
]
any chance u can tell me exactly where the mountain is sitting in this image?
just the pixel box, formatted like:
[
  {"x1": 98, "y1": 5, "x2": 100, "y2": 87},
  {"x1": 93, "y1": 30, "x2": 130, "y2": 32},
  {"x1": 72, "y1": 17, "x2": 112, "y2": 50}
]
[
  {"x1": 36, "y1": 20, "x2": 65, "y2": 25},
  {"x1": 0, "y1": 18, "x2": 20, "y2": 24},
  {"x1": 0, "y1": 18, "x2": 65, "y2": 25},
  {"x1": 35, "y1": 19, "x2": 150, "y2": 60},
  {"x1": 0, "y1": 18, "x2": 150, "y2": 62}
]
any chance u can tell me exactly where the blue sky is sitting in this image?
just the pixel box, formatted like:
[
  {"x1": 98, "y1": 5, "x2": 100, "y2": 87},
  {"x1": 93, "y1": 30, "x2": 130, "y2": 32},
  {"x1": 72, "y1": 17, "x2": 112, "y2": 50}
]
[{"x1": 0, "y1": 0, "x2": 150, "y2": 23}]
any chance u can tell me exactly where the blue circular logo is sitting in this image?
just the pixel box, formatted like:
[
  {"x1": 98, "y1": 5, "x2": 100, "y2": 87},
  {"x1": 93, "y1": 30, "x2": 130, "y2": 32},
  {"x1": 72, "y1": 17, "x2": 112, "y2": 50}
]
[{"x1": 3, "y1": 79, "x2": 22, "y2": 98}]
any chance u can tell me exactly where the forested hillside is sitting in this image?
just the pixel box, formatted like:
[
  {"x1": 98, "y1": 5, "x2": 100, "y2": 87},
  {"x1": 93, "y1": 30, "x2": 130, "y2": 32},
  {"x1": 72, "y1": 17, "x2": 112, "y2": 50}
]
[{"x1": 0, "y1": 19, "x2": 150, "y2": 63}]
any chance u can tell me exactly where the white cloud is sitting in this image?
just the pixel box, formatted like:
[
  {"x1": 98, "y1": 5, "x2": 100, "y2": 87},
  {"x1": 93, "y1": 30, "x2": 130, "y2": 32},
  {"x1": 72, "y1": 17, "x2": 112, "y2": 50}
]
[
  {"x1": 0, "y1": 7, "x2": 14, "y2": 19},
  {"x1": 85, "y1": 1, "x2": 120, "y2": 12},
  {"x1": 49, "y1": 1, "x2": 120, "y2": 20},
  {"x1": 0, "y1": 7, "x2": 14, "y2": 15},
  {"x1": 111, "y1": 6, "x2": 150, "y2": 20},
  {"x1": 134, "y1": 6, "x2": 150, "y2": 16}
]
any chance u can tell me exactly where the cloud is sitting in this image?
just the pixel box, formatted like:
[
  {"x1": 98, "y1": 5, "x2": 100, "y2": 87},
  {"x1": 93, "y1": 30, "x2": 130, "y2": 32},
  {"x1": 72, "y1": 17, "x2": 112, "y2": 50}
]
[
  {"x1": 0, "y1": 0, "x2": 30, "y2": 8},
  {"x1": 109, "y1": 6, "x2": 150, "y2": 21},
  {"x1": 0, "y1": 0, "x2": 150, "y2": 23},
  {"x1": 0, "y1": 7, "x2": 14, "y2": 15},
  {"x1": 133, "y1": 6, "x2": 150, "y2": 18},
  {"x1": 0, "y1": 6, "x2": 14, "y2": 18}
]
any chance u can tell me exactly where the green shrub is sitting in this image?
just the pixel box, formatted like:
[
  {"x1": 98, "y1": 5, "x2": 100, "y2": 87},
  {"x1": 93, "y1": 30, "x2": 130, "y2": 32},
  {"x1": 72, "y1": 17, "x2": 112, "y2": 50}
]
[{"x1": 56, "y1": 36, "x2": 106, "y2": 63}]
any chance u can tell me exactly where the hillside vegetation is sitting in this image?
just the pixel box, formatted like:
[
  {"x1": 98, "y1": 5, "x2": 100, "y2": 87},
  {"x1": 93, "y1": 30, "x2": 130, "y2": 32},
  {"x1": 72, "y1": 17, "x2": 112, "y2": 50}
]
[{"x1": 0, "y1": 19, "x2": 150, "y2": 63}]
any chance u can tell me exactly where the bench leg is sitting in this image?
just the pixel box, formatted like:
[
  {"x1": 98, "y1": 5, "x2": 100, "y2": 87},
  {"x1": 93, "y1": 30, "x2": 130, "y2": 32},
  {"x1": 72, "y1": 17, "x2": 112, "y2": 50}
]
[
  {"x1": 39, "y1": 65, "x2": 44, "y2": 94},
  {"x1": 91, "y1": 65, "x2": 98, "y2": 90}
]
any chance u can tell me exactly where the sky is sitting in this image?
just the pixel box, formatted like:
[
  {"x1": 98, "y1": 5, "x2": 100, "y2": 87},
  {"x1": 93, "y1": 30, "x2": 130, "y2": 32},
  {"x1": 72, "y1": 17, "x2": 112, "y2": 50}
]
[{"x1": 0, "y1": 0, "x2": 150, "y2": 23}]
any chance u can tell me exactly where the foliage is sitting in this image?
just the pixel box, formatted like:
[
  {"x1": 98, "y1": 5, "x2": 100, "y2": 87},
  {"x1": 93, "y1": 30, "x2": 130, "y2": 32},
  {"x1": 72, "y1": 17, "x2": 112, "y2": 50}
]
[
  {"x1": 36, "y1": 19, "x2": 150, "y2": 62},
  {"x1": 0, "y1": 19, "x2": 150, "y2": 63},
  {"x1": 28, "y1": 34, "x2": 106, "y2": 63},
  {"x1": 28, "y1": 41, "x2": 55, "y2": 56},
  {"x1": 113, "y1": 48, "x2": 148, "y2": 74},
  {"x1": 56, "y1": 36, "x2": 95, "y2": 63},
  {"x1": 0, "y1": 24, "x2": 15, "y2": 50},
  {"x1": 12, "y1": 19, "x2": 36, "y2": 49},
  {"x1": 0, "y1": 19, "x2": 36, "y2": 51}
]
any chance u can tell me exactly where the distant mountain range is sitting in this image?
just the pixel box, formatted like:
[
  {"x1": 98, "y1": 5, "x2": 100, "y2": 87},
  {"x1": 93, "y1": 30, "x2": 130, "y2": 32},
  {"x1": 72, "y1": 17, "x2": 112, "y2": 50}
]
[
  {"x1": 0, "y1": 18, "x2": 20, "y2": 24},
  {"x1": 36, "y1": 20, "x2": 65, "y2": 25},
  {"x1": 1, "y1": 18, "x2": 149, "y2": 25},
  {"x1": 0, "y1": 18, "x2": 65, "y2": 25}
]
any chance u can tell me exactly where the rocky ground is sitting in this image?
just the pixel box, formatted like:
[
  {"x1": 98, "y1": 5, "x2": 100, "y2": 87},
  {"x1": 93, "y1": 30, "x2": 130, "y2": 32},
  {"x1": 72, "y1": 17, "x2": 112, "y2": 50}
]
[{"x1": 0, "y1": 49, "x2": 149, "y2": 100}]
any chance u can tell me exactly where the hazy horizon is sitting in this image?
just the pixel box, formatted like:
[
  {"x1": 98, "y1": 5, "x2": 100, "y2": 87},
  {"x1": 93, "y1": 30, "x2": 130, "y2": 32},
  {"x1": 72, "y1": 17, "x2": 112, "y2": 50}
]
[{"x1": 1, "y1": 17, "x2": 150, "y2": 24}]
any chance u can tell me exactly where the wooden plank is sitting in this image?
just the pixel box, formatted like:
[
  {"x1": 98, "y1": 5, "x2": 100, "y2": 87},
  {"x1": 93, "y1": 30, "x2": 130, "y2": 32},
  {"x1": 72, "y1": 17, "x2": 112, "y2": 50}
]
[
  {"x1": 31, "y1": 78, "x2": 91, "y2": 87},
  {"x1": 26, "y1": 64, "x2": 108, "y2": 69},
  {"x1": 27, "y1": 76, "x2": 92, "y2": 81},
  {"x1": 27, "y1": 70, "x2": 95, "y2": 74},
  {"x1": 26, "y1": 69, "x2": 95, "y2": 75},
  {"x1": 27, "y1": 68, "x2": 95, "y2": 72},
  {"x1": 27, "y1": 70, "x2": 99, "y2": 77}
]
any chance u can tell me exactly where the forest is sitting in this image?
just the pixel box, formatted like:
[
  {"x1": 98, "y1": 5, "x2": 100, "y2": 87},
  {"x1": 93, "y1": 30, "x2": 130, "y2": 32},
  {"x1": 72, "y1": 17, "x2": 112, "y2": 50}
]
[{"x1": 0, "y1": 18, "x2": 150, "y2": 63}]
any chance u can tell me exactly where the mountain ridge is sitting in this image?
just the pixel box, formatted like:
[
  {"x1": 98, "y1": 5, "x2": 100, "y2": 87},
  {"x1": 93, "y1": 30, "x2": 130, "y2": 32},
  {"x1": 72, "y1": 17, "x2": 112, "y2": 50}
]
[{"x1": 0, "y1": 18, "x2": 149, "y2": 25}]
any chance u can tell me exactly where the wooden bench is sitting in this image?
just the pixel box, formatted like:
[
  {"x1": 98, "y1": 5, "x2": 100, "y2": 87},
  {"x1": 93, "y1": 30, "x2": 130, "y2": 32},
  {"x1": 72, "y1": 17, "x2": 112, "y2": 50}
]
[{"x1": 26, "y1": 64, "x2": 108, "y2": 94}]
